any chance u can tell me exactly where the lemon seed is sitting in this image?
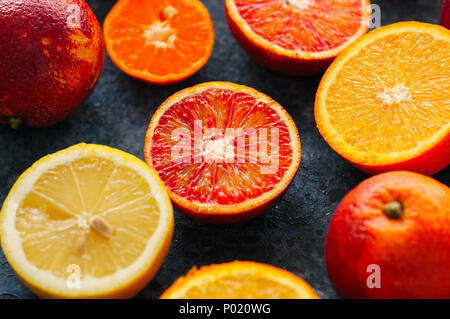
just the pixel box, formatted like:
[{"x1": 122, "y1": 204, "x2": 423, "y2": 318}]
[{"x1": 89, "y1": 215, "x2": 114, "y2": 239}]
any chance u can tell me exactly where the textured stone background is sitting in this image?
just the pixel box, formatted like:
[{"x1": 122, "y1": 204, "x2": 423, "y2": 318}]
[{"x1": 0, "y1": 0, "x2": 447, "y2": 299}]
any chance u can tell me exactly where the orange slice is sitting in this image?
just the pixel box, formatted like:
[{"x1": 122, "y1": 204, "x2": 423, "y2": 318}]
[
  {"x1": 315, "y1": 22, "x2": 450, "y2": 175},
  {"x1": 0, "y1": 144, "x2": 173, "y2": 298},
  {"x1": 144, "y1": 82, "x2": 301, "y2": 223},
  {"x1": 225, "y1": 0, "x2": 371, "y2": 75},
  {"x1": 160, "y1": 261, "x2": 319, "y2": 299},
  {"x1": 103, "y1": 0, "x2": 214, "y2": 85}
]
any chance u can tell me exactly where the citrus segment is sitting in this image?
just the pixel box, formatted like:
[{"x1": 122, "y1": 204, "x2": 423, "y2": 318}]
[
  {"x1": 315, "y1": 22, "x2": 450, "y2": 175},
  {"x1": 103, "y1": 0, "x2": 214, "y2": 85},
  {"x1": 0, "y1": 144, "x2": 173, "y2": 298},
  {"x1": 225, "y1": 0, "x2": 371, "y2": 74},
  {"x1": 144, "y1": 82, "x2": 301, "y2": 223},
  {"x1": 160, "y1": 261, "x2": 319, "y2": 299}
]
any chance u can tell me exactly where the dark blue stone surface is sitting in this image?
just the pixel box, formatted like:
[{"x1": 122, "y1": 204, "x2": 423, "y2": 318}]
[{"x1": 0, "y1": 0, "x2": 447, "y2": 299}]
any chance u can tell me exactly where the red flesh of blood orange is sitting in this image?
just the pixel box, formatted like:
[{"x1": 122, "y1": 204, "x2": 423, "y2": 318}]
[{"x1": 144, "y1": 82, "x2": 301, "y2": 223}]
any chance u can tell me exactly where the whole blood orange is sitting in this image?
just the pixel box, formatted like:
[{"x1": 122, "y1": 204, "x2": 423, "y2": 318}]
[
  {"x1": 103, "y1": 0, "x2": 214, "y2": 85},
  {"x1": 144, "y1": 82, "x2": 301, "y2": 223},
  {"x1": 326, "y1": 171, "x2": 450, "y2": 299},
  {"x1": 225, "y1": 0, "x2": 371, "y2": 75},
  {"x1": 315, "y1": 22, "x2": 450, "y2": 175},
  {"x1": 0, "y1": 0, "x2": 104, "y2": 128}
]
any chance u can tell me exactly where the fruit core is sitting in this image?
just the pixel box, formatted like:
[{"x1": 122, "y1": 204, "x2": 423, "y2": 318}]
[
  {"x1": 376, "y1": 83, "x2": 412, "y2": 106},
  {"x1": 144, "y1": 22, "x2": 176, "y2": 48},
  {"x1": 201, "y1": 134, "x2": 235, "y2": 162}
]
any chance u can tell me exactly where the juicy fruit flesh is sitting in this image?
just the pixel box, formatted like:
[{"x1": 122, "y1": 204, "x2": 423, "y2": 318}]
[
  {"x1": 16, "y1": 157, "x2": 160, "y2": 279},
  {"x1": 181, "y1": 273, "x2": 301, "y2": 298},
  {"x1": 233, "y1": 0, "x2": 365, "y2": 52},
  {"x1": 151, "y1": 88, "x2": 293, "y2": 205},
  {"x1": 326, "y1": 31, "x2": 450, "y2": 153},
  {"x1": 105, "y1": 0, "x2": 212, "y2": 76}
]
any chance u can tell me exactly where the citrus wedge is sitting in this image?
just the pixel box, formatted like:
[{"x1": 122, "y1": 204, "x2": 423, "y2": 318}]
[
  {"x1": 160, "y1": 261, "x2": 319, "y2": 299},
  {"x1": 0, "y1": 144, "x2": 173, "y2": 298},
  {"x1": 315, "y1": 22, "x2": 450, "y2": 175},
  {"x1": 103, "y1": 0, "x2": 214, "y2": 85},
  {"x1": 225, "y1": 0, "x2": 371, "y2": 75},
  {"x1": 144, "y1": 82, "x2": 301, "y2": 223}
]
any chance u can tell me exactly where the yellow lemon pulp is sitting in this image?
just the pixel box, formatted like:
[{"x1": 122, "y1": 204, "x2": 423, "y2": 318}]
[{"x1": 0, "y1": 144, "x2": 173, "y2": 298}]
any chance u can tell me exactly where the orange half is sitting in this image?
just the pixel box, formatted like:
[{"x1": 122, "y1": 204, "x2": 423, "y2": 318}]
[
  {"x1": 144, "y1": 82, "x2": 301, "y2": 223},
  {"x1": 315, "y1": 22, "x2": 450, "y2": 175},
  {"x1": 160, "y1": 261, "x2": 319, "y2": 299},
  {"x1": 225, "y1": 0, "x2": 371, "y2": 74},
  {"x1": 103, "y1": 0, "x2": 214, "y2": 85}
]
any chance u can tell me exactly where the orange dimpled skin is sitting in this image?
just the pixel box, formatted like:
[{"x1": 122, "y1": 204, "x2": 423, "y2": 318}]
[
  {"x1": 103, "y1": 0, "x2": 214, "y2": 85},
  {"x1": 225, "y1": 0, "x2": 371, "y2": 75},
  {"x1": 325, "y1": 171, "x2": 450, "y2": 299}
]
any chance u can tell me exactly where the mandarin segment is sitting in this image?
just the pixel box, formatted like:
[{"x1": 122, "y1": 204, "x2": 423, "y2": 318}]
[{"x1": 103, "y1": 0, "x2": 214, "y2": 85}]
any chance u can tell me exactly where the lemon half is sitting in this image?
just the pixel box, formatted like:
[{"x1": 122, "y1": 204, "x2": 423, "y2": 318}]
[{"x1": 0, "y1": 144, "x2": 173, "y2": 298}]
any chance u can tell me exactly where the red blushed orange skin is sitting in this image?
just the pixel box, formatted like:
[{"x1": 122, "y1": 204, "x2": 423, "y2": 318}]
[
  {"x1": 225, "y1": 8, "x2": 333, "y2": 75},
  {"x1": 349, "y1": 134, "x2": 450, "y2": 175},
  {"x1": 325, "y1": 171, "x2": 450, "y2": 299},
  {"x1": 0, "y1": 0, "x2": 104, "y2": 127},
  {"x1": 173, "y1": 186, "x2": 291, "y2": 224}
]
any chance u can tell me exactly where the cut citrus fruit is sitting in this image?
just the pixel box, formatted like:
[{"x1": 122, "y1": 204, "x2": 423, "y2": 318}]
[
  {"x1": 315, "y1": 22, "x2": 450, "y2": 175},
  {"x1": 103, "y1": 0, "x2": 214, "y2": 85},
  {"x1": 160, "y1": 261, "x2": 319, "y2": 298},
  {"x1": 0, "y1": 144, "x2": 173, "y2": 298},
  {"x1": 144, "y1": 82, "x2": 301, "y2": 223},
  {"x1": 225, "y1": 0, "x2": 371, "y2": 75}
]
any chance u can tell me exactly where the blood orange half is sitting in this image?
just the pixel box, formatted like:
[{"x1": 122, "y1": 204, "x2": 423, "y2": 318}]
[
  {"x1": 144, "y1": 82, "x2": 301, "y2": 223},
  {"x1": 225, "y1": 0, "x2": 371, "y2": 75}
]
